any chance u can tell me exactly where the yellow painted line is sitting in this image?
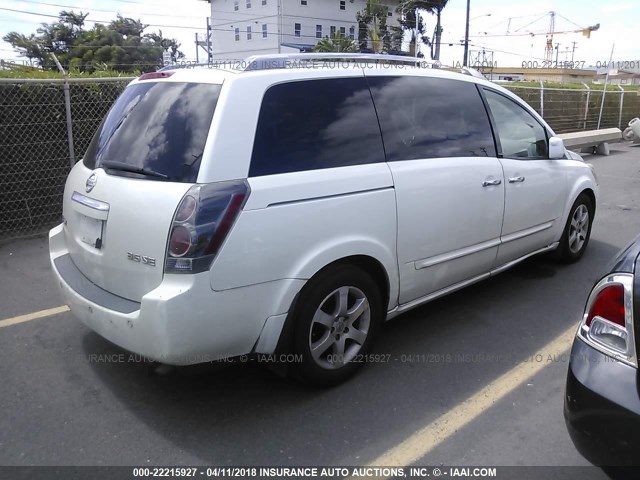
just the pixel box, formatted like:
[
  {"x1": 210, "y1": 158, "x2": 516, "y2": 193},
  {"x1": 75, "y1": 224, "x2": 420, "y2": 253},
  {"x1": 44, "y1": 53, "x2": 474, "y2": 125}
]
[
  {"x1": 365, "y1": 323, "x2": 578, "y2": 470},
  {"x1": 0, "y1": 305, "x2": 70, "y2": 329}
]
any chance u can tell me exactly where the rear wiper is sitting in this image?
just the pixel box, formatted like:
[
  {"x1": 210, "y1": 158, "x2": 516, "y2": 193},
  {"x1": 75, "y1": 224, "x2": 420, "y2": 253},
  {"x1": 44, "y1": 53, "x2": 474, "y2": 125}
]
[{"x1": 100, "y1": 161, "x2": 169, "y2": 180}]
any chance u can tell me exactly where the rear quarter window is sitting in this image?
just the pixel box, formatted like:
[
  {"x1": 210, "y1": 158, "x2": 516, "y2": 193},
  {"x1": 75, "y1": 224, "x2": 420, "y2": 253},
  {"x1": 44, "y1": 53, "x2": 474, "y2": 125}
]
[
  {"x1": 83, "y1": 82, "x2": 221, "y2": 183},
  {"x1": 249, "y1": 77, "x2": 385, "y2": 177}
]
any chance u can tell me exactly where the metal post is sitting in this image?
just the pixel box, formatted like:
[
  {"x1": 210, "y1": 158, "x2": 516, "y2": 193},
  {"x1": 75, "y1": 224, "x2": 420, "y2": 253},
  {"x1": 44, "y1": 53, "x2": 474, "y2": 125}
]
[
  {"x1": 582, "y1": 83, "x2": 590, "y2": 130},
  {"x1": 618, "y1": 85, "x2": 625, "y2": 129},
  {"x1": 415, "y1": 8, "x2": 419, "y2": 58},
  {"x1": 463, "y1": 0, "x2": 470, "y2": 67},
  {"x1": 51, "y1": 53, "x2": 75, "y2": 168},
  {"x1": 598, "y1": 43, "x2": 615, "y2": 130},
  {"x1": 62, "y1": 79, "x2": 76, "y2": 168},
  {"x1": 540, "y1": 81, "x2": 544, "y2": 118}
]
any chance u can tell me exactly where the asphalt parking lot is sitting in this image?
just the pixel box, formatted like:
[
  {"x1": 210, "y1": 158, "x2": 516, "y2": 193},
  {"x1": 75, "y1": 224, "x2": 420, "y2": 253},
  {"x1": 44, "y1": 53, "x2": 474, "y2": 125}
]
[{"x1": 1, "y1": 144, "x2": 639, "y2": 477}]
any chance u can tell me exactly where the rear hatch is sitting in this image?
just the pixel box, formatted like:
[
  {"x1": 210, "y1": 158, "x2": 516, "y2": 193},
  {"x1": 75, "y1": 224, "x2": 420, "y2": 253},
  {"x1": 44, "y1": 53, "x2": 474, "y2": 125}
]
[{"x1": 62, "y1": 78, "x2": 222, "y2": 302}]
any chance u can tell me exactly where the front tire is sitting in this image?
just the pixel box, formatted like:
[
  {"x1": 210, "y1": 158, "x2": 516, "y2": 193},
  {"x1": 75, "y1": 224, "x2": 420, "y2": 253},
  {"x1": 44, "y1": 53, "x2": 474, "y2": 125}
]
[
  {"x1": 554, "y1": 193, "x2": 594, "y2": 263},
  {"x1": 290, "y1": 265, "x2": 382, "y2": 387}
]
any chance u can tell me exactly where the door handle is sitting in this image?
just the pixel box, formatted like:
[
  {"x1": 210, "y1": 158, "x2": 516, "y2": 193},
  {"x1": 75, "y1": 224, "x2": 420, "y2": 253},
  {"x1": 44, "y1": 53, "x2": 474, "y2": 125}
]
[
  {"x1": 508, "y1": 176, "x2": 526, "y2": 183},
  {"x1": 482, "y1": 179, "x2": 502, "y2": 187}
]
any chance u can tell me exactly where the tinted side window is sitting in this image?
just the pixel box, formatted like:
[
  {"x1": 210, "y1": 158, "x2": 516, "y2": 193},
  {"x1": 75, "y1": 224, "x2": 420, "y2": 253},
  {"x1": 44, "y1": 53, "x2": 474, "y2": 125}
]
[
  {"x1": 366, "y1": 76, "x2": 496, "y2": 161},
  {"x1": 249, "y1": 77, "x2": 385, "y2": 177},
  {"x1": 483, "y1": 89, "x2": 548, "y2": 159}
]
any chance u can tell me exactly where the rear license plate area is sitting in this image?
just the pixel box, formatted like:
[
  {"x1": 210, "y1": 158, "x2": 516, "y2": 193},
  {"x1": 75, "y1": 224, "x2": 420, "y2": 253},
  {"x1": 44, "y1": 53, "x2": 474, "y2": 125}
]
[{"x1": 78, "y1": 215, "x2": 104, "y2": 249}]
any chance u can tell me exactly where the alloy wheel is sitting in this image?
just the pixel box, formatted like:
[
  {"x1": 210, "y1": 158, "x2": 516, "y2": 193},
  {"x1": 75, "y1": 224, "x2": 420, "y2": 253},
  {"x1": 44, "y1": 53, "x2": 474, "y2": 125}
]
[
  {"x1": 308, "y1": 286, "x2": 371, "y2": 370},
  {"x1": 569, "y1": 204, "x2": 589, "y2": 254}
]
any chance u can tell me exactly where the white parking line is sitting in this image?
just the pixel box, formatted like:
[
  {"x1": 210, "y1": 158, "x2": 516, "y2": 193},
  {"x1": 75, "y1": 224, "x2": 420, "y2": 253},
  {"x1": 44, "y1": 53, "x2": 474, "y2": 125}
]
[
  {"x1": 363, "y1": 323, "x2": 578, "y2": 470},
  {"x1": 0, "y1": 305, "x2": 70, "y2": 329}
]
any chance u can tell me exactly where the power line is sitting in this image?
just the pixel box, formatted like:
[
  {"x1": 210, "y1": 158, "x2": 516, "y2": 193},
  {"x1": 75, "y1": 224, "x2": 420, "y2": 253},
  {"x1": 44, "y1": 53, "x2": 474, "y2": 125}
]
[
  {"x1": 513, "y1": 13, "x2": 549, "y2": 33},
  {"x1": 12, "y1": 1, "x2": 385, "y2": 30},
  {"x1": 555, "y1": 13, "x2": 585, "y2": 30},
  {"x1": 470, "y1": 41, "x2": 551, "y2": 62},
  {"x1": 0, "y1": 6, "x2": 287, "y2": 34},
  {"x1": 18, "y1": 0, "x2": 334, "y2": 21},
  {"x1": 45, "y1": 3, "x2": 364, "y2": 31},
  {"x1": 14, "y1": 0, "x2": 207, "y2": 19},
  {"x1": 0, "y1": 6, "x2": 209, "y2": 31},
  {"x1": 0, "y1": 7, "x2": 367, "y2": 43},
  {"x1": 0, "y1": 7, "x2": 60, "y2": 19},
  {"x1": 469, "y1": 30, "x2": 584, "y2": 38}
]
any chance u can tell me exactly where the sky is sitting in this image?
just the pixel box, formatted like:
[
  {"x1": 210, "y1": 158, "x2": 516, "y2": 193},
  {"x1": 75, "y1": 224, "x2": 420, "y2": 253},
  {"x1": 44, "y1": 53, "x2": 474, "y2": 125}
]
[
  {"x1": 0, "y1": 0, "x2": 638, "y2": 69},
  {"x1": 435, "y1": 0, "x2": 638, "y2": 68}
]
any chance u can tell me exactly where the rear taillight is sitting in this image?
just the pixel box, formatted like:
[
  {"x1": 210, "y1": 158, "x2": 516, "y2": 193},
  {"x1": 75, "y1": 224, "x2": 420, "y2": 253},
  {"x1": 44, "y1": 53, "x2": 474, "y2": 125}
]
[
  {"x1": 585, "y1": 285, "x2": 625, "y2": 327},
  {"x1": 169, "y1": 225, "x2": 192, "y2": 257},
  {"x1": 578, "y1": 274, "x2": 637, "y2": 367},
  {"x1": 165, "y1": 180, "x2": 250, "y2": 274}
]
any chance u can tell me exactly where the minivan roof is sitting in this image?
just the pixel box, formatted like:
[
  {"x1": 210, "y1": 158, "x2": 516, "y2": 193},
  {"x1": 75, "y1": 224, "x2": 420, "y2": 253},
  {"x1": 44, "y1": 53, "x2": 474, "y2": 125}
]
[{"x1": 155, "y1": 53, "x2": 484, "y2": 82}]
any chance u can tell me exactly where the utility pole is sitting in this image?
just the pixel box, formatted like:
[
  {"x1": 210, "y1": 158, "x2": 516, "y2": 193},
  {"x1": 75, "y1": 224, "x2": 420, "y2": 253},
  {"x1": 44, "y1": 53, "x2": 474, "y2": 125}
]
[
  {"x1": 598, "y1": 44, "x2": 615, "y2": 129},
  {"x1": 434, "y1": 9, "x2": 442, "y2": 60},
  {"x1": 206, "y1": 17, "x2": 212, "y2": 64},
  {"x1": 415, "y1": 8, "x2": 419, "y2": 58},
  {"x1": 463, "y1": 0, "x2": 470, "y2": 66},
  {"x1": 277, "y1": 0, "x2": 282, "y2": 53},
  {"x1": 195, "y1": 30, "x2": 211, "y2": 63}
]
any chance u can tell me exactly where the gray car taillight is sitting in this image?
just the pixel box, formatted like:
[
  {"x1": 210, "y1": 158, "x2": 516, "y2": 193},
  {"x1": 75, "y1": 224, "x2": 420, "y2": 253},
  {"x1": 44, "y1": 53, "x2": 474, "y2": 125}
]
[{"x1": 578, "y1": 273, "x2": 637, "y2": 368}]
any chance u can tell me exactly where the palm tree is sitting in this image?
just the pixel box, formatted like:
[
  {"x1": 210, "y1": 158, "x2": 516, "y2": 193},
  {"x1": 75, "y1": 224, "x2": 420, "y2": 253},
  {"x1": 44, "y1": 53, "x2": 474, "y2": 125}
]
[
  {"x1": 429, "y1": 0, "x2": 449, "y2": 60},
  {"x1": 398, "y1": 0, "x2": 449, "y2": 60},
  {"x1": 356, "y1": 0, "x2": 390, "y2": 53},
  {"x1": 312, "y1": 35, "x2": 358, "y2": 53}
]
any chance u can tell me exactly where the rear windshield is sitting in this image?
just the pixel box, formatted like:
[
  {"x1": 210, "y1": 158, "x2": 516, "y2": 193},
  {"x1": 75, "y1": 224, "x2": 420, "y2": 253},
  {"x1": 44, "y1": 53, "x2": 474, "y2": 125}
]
[{"x1": 83, "y1": 82, "x2": 221, "y2": 183}]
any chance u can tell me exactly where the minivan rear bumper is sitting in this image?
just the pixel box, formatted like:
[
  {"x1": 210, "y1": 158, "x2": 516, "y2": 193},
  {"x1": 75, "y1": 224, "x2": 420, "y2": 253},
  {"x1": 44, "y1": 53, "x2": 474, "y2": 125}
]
[{"x1": 49, "y1": 223, "x2": 304, "y2": 365}]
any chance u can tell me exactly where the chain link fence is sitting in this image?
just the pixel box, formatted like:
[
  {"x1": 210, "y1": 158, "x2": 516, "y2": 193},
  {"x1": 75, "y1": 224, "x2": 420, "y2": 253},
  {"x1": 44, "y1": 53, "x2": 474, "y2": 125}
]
[
  {"x1": 1, "y1": 77, "x2": 639, "y2": 241},
  {"x1": 0, "y1": 77, "x2": 133, "y2": 241},
  {"x1": 505, "y1": 84, "x2": 640, "y2": 134}
]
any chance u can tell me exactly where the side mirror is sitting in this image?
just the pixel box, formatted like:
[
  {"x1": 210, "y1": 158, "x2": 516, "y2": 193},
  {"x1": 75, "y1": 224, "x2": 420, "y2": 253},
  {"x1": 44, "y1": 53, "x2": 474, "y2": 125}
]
[{"x1": 548, "y1": 136, "x2": 566, "y2": 159}]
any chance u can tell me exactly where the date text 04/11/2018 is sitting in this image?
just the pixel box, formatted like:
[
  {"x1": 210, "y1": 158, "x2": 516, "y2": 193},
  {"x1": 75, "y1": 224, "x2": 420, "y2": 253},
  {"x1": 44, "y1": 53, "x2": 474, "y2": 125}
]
[
  {"x1": 521, "y1": 60, "x2": 640, "y2": 69},
  {"x1": 596, "y1": 60, "x2": 640, "y2": 69}
]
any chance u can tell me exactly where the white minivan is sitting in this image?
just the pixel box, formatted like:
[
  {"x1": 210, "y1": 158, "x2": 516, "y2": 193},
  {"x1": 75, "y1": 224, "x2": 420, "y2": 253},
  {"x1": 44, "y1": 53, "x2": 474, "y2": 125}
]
[{"x1": 50, "y1": 54, "x2": 598, "y2": 385}]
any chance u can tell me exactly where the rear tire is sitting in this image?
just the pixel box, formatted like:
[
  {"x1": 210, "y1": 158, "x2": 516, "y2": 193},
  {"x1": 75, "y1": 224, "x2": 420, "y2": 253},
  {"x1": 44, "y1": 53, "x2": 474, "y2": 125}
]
[
  {"x1": 290, "y1": 265, "x2": 382, "y2": 387},
  {"x1": 554, "y1": 193, "x2": 594, "y2": 263}
]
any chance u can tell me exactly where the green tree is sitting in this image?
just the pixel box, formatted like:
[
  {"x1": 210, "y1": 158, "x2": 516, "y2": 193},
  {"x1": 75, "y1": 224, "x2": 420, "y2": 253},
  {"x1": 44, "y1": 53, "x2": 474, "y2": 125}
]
[
  {"x1": 2, "y1": 33, "x2": 45, "y2": 66},
  {"x1": 312, "y1": 35, "x2": 358, "y2": 53},
  {"x1": 397, "y1": 0, "x2": 449, "y2": 59},
  {"x1": 3, "y1": 10, "x2": 184, "y2": 73}
]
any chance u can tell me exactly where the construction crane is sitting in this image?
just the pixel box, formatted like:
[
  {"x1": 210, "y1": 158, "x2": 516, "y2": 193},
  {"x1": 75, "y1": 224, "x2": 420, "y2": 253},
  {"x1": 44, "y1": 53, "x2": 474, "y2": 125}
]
[
  {"x1": 543, "y1": 11, "x2": 600, "y2": 62},
  {"x1": 500, "y1": 11, "x2": 599, "y2": 63}
]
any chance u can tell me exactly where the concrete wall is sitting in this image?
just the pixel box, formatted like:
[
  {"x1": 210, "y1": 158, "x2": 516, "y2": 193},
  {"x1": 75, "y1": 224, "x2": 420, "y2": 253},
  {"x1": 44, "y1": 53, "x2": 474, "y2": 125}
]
[{"x1": 485, "y1": 68, "x2": 597, "y2": 84}]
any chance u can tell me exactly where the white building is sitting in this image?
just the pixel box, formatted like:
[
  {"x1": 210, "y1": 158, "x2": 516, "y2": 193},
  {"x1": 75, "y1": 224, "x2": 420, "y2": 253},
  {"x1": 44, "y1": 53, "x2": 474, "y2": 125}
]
[{"x1": 200, "y1": 0, "x2": 401, "y2": 60}]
